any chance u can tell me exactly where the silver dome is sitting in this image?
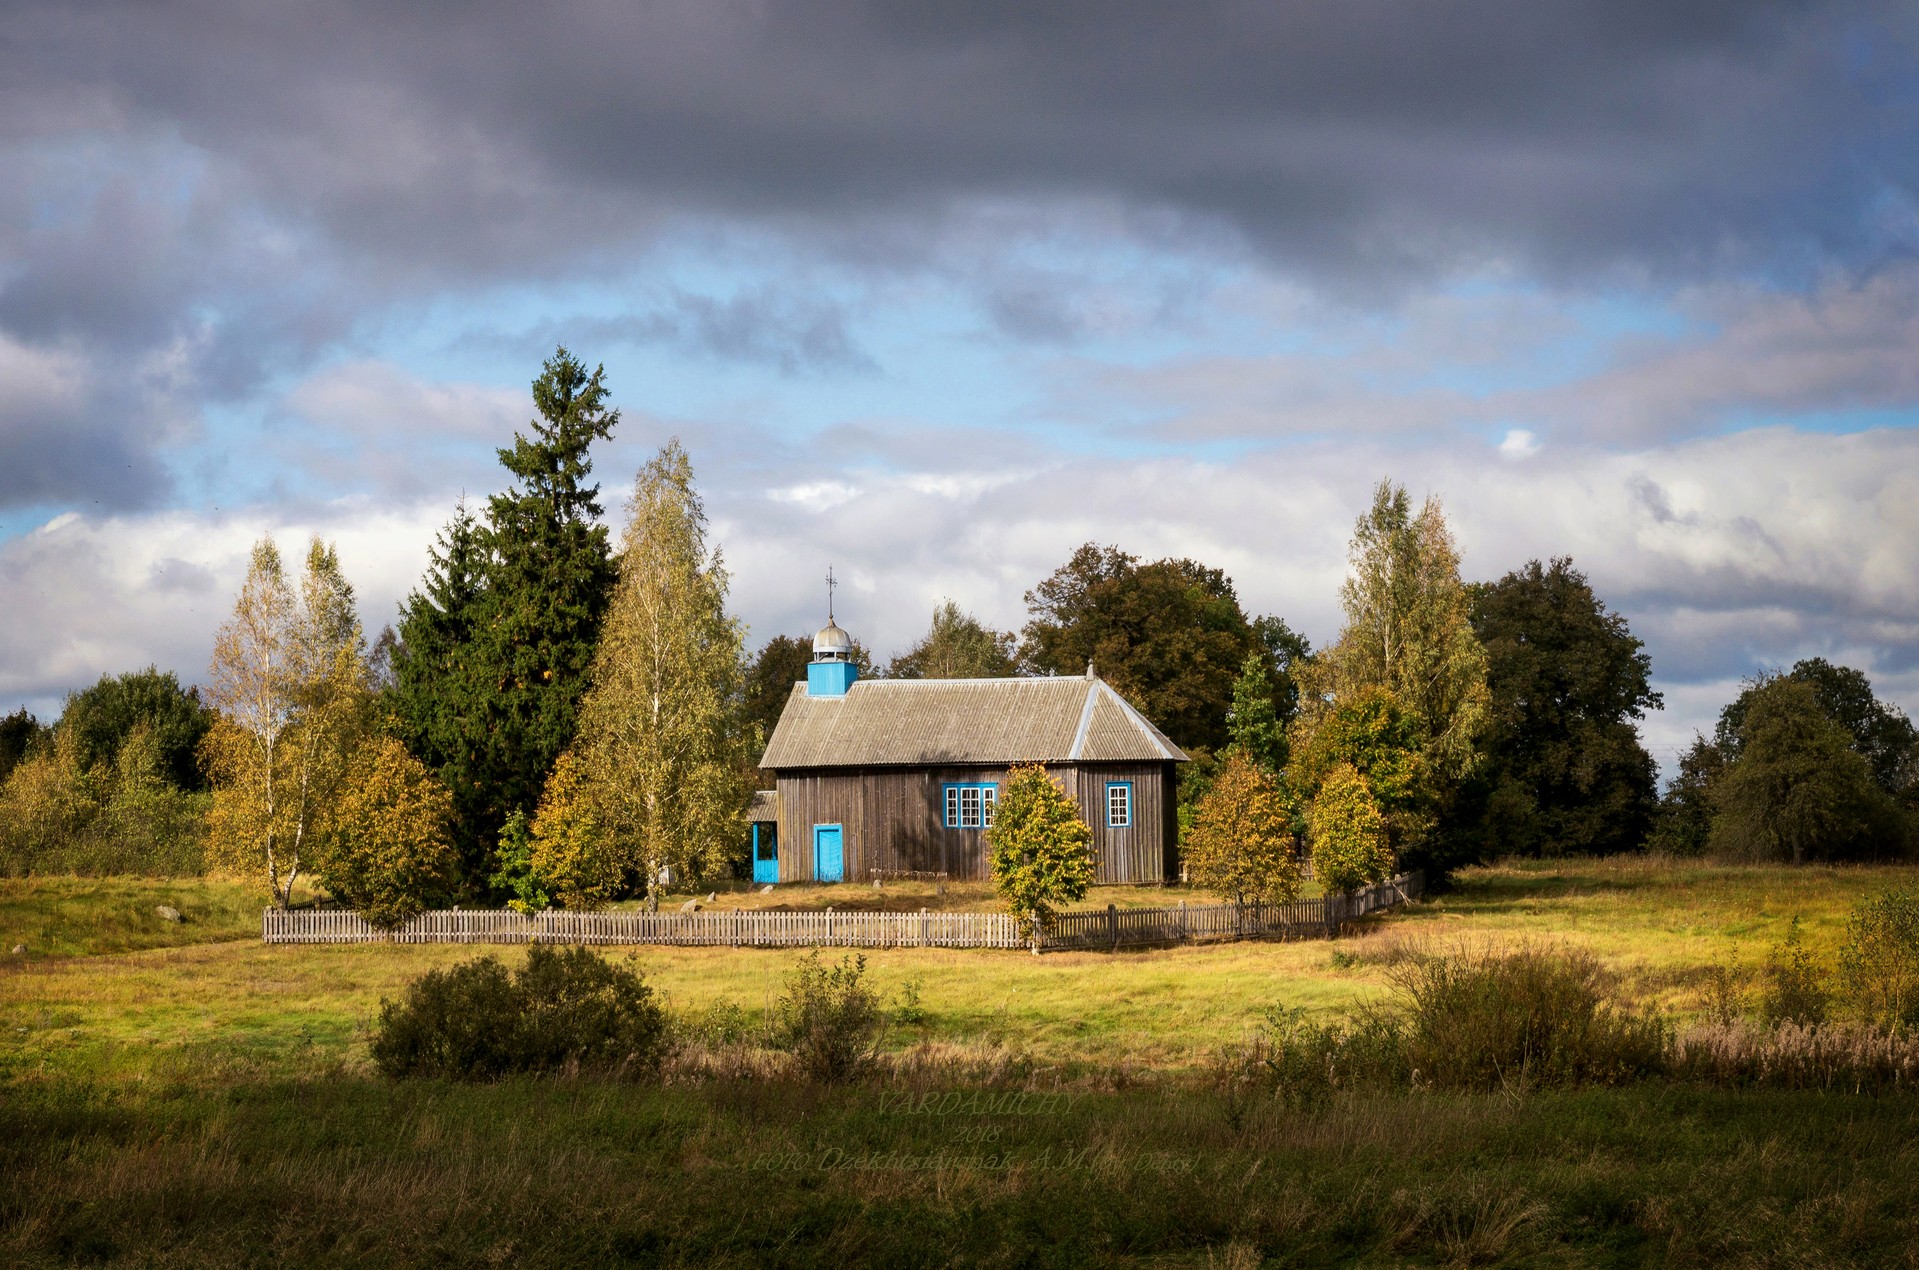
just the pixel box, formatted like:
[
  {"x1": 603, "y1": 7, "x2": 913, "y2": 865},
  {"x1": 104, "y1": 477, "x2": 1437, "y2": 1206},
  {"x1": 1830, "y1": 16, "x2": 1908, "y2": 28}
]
[{"x1": 812, "y1": 620, "x2": 853, "y2": 660}]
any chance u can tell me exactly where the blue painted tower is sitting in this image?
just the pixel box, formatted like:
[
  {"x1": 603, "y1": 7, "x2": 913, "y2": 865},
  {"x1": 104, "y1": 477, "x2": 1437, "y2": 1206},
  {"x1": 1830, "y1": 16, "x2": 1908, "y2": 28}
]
[
  {"x1": 806, "y1": 565, "x2": 858, "y2": 698},
  {"x1": 806, "y1": 617, "x2": 858, "y2": 697}
]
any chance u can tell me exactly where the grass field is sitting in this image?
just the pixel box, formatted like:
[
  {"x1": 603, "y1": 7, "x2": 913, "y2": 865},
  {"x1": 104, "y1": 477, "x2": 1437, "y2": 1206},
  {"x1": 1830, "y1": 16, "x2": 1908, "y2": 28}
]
[{"x1": 5, "y1": 856, "x2": 1919, "y2": 1266}]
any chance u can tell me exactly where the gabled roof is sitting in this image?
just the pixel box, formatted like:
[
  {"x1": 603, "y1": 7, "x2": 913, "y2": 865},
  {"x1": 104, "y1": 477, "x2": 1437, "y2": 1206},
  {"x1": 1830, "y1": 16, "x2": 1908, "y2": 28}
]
[{"x1": 759, "y1": 675, "x2": 1189, "y2": 769}]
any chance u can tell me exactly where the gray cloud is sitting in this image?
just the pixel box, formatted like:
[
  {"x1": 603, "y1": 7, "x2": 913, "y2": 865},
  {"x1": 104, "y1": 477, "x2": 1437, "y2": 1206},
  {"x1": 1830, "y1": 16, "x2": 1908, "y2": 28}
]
[
  {"x1": 1, "y1": 1, "x2": 1913, "y2": 510},
  {"x1": 5, "y1": 1, "x2": 1912, "y2": 288},
  {"x1": 575, "y1": 288, "x2": 879, "y2": 376}
]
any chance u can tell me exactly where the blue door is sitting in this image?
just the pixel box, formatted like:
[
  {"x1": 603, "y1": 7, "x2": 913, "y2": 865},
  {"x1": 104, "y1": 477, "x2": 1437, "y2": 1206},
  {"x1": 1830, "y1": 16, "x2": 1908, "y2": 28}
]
[
  {"x1": 752, "y1": 823, "x2": 779, "y2": 885},
  {"x1": 813, "y1": 824, "x2": 844, "y2": 883}
]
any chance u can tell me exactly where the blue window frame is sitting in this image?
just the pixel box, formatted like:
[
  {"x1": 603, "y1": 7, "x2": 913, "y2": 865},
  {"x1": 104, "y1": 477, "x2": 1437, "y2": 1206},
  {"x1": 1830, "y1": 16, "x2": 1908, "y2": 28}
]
[
  {"x1": 942, "y1": 782, "x2": 998, "y2": 829},
  {"x1": 1106, "y1": 781, "x2": 1133, "y2": 828}
]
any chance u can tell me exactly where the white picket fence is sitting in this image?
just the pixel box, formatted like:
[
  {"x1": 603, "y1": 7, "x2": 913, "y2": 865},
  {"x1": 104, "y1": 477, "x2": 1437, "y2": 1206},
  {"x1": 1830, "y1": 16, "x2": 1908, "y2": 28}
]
[{"x1": 261, "y1": 873, "x2": 1422, "y2": 952}]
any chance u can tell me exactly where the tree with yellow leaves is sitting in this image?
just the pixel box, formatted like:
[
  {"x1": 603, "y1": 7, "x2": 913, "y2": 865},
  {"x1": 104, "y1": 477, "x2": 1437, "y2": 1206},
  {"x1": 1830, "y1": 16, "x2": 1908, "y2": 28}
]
[
  {"x1": 528, "y1": 750, "x2": 622, "y2": 908},
  {"x1": 202, "y1": 536, "x2": 369, "y2": 908},
  {"x1": 320, "y1": 735, "x2": 460, "y2": 928},
  {"x1": 571, "y1": 440, "x2": 751, "y2": 910},
  {"x1": 1183, "y1": 750, "x2": 1302, "y2": 907}
]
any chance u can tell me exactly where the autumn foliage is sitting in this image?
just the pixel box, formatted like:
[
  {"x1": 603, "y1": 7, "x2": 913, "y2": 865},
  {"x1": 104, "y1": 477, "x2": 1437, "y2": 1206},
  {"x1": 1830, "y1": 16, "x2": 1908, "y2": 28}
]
[{"x1": 1183, "y1": 750, "x2": 1302, "y2": 906}]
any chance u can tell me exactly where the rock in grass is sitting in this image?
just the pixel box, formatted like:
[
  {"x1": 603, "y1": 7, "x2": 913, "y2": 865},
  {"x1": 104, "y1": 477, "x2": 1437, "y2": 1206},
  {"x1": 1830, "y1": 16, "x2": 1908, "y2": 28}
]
[
  {"x1": 680, "y1": 899, "x2": 700, "y2": 913},
  {"x1": 156, "y1": 905, "x2": 183, "y2": 923},
  {"x1": 10, "y1": 945, "x2": 22, "y2": 956},
  {"x1": 760, "y1": 884, "x2": 775, "y2": 894},
  {"x1": 707, "y1": 892, "x2": 717, "y2": 903}
]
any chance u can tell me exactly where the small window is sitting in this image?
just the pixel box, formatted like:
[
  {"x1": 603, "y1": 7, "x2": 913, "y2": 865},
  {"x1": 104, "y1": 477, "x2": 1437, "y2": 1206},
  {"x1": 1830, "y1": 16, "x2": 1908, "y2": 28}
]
[
  {"x1": 1106, "y1": 782, "x2": 1132, "y2": 828},
  {"x1": 943, "y1": 782, "x2": 998, "y2": 829}
]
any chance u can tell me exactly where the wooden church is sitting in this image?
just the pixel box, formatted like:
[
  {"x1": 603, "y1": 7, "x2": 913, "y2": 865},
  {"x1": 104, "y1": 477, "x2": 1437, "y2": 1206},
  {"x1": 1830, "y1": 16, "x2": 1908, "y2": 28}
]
[{"x1": 751, "y1": 614, "x2": 1187, "y2": 886}]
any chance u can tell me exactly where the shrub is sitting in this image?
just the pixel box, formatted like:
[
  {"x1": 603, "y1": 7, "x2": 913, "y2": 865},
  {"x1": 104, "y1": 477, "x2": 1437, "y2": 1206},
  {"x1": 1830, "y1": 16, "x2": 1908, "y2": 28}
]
[
  {"x1": 514, "y1": 944, "x2": 671, "y2": 1075},
  {"x1": 772, "y1": 950, "x2": 885, "y2": 1083},
  {"x1": 1259, "y1": 1006, "x2": 1411, "y2": 1102},
  {"x1": 1758, "y1": 917, "x2": 1828, "y2": 1028},
  {"x1": 1839, "y1": 889, "x2": 1919, "y2": 1032},
  {"x1": 372, "y1": 944, "x2": 668, "y2": 1080},
  {"x1": 1390, "y1": 945, "x2": 1668, "y2": 1090}
]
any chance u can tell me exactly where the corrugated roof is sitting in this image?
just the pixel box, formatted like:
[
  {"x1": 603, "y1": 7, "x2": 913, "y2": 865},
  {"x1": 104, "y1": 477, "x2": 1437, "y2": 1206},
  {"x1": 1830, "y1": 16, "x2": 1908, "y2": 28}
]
[
  {"x1": 759, "y1": 675, "x2": 1188, "y2": 769},
  {"x1": 748, "y1": 789, "x2": 780, "y2": 821}
]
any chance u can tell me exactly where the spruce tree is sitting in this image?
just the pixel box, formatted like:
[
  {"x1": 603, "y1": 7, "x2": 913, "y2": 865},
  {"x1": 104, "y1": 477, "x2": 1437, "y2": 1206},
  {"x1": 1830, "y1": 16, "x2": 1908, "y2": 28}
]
[
  {"x1": 466, "y1": 348, "x2": 619, "y2": 886},
  {"x1": 392, "y1": 499, "x2": 491, "y2": 873}
]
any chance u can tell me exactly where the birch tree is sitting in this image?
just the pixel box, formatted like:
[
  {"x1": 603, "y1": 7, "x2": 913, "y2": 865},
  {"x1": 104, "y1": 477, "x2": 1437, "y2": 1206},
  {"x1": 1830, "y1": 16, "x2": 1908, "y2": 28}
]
[
  {"x1": 1312, "y1": 479, "x2": 1489, "y2": 785},
  {"x1": 574, "y1": 440, "x2": 750, "y2": 909},
  {"x1": 203, "y1": 536, "x2": 369, "y2": 908}
]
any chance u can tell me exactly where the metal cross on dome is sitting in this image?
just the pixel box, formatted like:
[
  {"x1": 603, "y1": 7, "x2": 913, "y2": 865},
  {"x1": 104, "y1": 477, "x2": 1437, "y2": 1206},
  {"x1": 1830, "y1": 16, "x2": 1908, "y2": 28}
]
[{"x1": 825, "y1": 565, "x2": 837, "y2": 622}]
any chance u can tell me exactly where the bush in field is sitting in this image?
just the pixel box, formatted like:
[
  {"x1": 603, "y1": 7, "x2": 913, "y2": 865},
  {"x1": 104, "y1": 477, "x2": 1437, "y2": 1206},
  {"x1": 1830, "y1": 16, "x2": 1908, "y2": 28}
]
[
  {"x1": 317, "y1": 736, "x2": 461, "y2": 929},
  {"x1": 1259, "y1": 1006, "x2": 1411, "y2": 1103},
  {"x1": 986, "y1": 763, "x2": 1094, "y2": 935},
  {"x1": 1839, "y1": 890, "x2": 1919, "y2": 1033},
  {"x1": 1390, "y1": 945, "x2": 1668, "y2": 1089},
  {"x1": 1758, "y1": 917, "x2": 1829, "y2": 1029},
  {"x1": 772, "y1": 950, "x2": 885, "y2": 1083},
  {"x1": 1184, "y1": 750, "x2": 1303, "y2": 906},
  {"x1": 1308, "y1": 763, "x2": 1395, "y2": 895},
  {"x1": 372, "y1": 944, "x2": 668, "y2": 1080}
]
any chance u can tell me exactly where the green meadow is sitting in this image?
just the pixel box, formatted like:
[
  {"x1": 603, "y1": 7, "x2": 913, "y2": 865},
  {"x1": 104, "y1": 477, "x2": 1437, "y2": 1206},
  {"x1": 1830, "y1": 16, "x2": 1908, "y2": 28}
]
[{"x1": 5, "y1": 857, "x2": 1919, "y2": 1266}]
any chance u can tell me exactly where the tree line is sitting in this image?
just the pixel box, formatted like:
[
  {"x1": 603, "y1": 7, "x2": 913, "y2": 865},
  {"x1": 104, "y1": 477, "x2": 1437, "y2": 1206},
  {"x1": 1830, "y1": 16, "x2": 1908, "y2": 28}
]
[{"x1": 3, "y1": 347, "x2": 1914, "y2": 911}]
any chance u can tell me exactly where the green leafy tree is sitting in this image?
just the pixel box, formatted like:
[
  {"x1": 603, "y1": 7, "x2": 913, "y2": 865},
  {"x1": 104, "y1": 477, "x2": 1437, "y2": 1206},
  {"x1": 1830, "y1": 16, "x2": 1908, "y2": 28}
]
[
  {"x1": 572, "y1": 440, "x2": 751, "y2": 907},
  {"x1": 318, "y1": 736, "x2": 460, "y2": 929},
  {"x1": 488, "y1": 810, "x2": 551, "y2": 914},
  {"x1": 1226, "y1": 652, "x2": 1288, "y2": 774},
  {"x1": 1648, "y1": 734, "x2": 1728, "y2": 856},
  {"x1": 986, "y1": 764, "x2": 1095, "y2": 935},
  {"x1": 0, "y1": 708, "x2": 45, "y2": 786},
  {"x1": 58, "y1": 668, "x2": 213, "y2": 792},
  {"x1": 1718, "y1": 658, "x2": 1917, "y2": 797},
  {"x1": 1183, "y1": 750, "x2": 1302, "y2": 906},
  {"x1": 1306, "y1": 480, "x2": 1489, "y2": 783},
  {"x1": 1252, "y1": 615, "x2": 1312, "y2": 730},
  {"x1": 1308, "y1": 764, "x2": 1395, "y2": 895},
  {"x1": 888, "y1": 600, "x2": 1018, "y2": 679},
  {"x1": 1019, "y1": 544, "x2": 1260, "y2": 752},
  {"x1": 1295, "y1": 480, "x2": 1488, "y2": 877},
  {"x1": 1291, "y1": 686, "x2": 1430, "y2": 861},
  {"x1": 1708, "y1": 676, "x2": 1899, "y2": 863},
  {"x1": 1466, "y1": 558, "x2": 1662, "y2": 856}
]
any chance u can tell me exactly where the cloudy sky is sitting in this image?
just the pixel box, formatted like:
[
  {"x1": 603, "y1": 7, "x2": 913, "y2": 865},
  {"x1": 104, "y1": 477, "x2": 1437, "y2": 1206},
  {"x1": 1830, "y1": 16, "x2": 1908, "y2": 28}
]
[{"x1": 3, "y1": 0, "x2": 1917, "y2": 770}]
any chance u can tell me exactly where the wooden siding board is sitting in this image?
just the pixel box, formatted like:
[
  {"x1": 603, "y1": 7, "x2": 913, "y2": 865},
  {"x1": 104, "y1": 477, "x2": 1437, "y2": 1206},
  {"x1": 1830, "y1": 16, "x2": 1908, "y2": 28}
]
[{"x1": 775, "y1": 761, "x2": 1172, "y2": 885}]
